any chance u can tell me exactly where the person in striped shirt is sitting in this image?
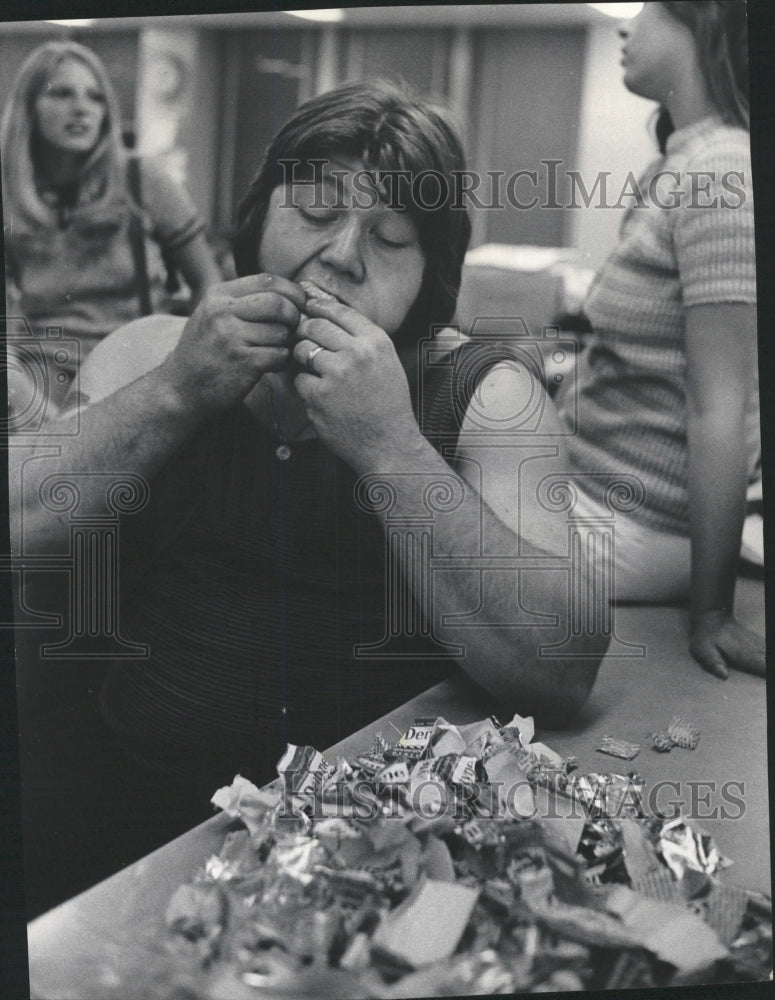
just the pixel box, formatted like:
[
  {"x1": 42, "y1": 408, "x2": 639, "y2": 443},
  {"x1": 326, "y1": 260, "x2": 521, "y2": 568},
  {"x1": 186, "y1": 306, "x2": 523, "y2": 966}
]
[{"x1": 552, "y1": 1, "x2": 763, "y2": 678}]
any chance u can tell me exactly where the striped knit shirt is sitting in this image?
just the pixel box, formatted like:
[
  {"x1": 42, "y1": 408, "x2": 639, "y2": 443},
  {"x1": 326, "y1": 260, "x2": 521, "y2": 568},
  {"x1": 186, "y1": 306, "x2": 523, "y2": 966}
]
[{"x1": 558, "y1": 117, "x2": 757, "y2": 534}]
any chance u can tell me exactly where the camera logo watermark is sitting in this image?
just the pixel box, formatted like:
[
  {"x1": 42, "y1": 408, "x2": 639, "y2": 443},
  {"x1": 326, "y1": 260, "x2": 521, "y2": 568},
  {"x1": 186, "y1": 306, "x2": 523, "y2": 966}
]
[{"x1": 4, "y1": 318, "x2": 80, "y2": 435}]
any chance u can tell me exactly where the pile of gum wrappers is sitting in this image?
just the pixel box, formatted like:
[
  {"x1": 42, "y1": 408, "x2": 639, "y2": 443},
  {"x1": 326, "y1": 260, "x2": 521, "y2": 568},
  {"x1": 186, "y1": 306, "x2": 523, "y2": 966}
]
[{"x1": 164, "y1": 713, "x2": 772, "y2": 997}]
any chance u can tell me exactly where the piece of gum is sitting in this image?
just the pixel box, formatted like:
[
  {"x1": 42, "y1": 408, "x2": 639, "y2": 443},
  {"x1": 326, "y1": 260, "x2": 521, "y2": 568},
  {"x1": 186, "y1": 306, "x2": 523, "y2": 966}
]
[{"x1": 299, "y1": 280, "x2": 338, "y2": 303}]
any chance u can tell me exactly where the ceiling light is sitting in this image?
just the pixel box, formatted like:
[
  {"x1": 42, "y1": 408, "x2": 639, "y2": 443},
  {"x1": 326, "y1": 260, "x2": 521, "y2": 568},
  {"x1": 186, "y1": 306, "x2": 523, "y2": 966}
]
[
  {"x1": 587, "y1": 3, "x2": 643, "y2": 19},
  {"x1": 285, "y1": 9, "x2": 344, "y2": 22},
  {"x1": 45, "y1": 19, "x2": 96, "y2": 26}
]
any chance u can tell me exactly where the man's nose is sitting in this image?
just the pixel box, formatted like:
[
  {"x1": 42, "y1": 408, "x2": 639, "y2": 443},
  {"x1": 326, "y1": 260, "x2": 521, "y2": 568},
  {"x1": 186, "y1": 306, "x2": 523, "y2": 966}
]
[
  {"x1": 318, "y1": 218, "x2": 365, "y2": 281},
  {"x1": 617, "y1": 21, "x2": 631, "y2": 40}
]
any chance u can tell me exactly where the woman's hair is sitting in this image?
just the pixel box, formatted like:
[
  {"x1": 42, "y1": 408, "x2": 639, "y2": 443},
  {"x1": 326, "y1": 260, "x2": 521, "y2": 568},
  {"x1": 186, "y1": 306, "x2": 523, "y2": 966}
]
[
  {"x1": 1, "y1": 41, "x2": 127, "y2": 229},
  {"x1": 233, "y1": 80, "x2": 471, "y2": 345},
  {"x1": 656, "y1": 0, "x2": 749, "y2": 152}
]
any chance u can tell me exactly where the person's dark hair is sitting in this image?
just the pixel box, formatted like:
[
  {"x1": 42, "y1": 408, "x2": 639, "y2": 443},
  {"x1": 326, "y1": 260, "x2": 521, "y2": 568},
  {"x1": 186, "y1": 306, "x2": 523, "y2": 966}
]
[
  {"x1": 233, "y1": 80, "x2": 471, "y2": 346},
  {"x1": 655, "y1": 0, "x2": 749, "y2": 152}
]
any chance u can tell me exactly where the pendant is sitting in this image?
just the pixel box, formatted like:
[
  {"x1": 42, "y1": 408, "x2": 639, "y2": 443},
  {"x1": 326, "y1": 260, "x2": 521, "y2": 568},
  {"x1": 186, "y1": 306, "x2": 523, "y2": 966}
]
[{"x1": 275, "y1": 444, "x2": 292, "y2": 461}]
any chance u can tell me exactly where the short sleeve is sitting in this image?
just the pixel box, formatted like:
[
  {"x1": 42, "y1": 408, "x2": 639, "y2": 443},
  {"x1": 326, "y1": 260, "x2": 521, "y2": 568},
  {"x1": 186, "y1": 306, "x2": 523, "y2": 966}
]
[
  {"x1": 137, "y1": 157, "x2": 206, "y2": 253},
  {"x1": 673, "y1": 135, "x2": 756, "y2": 307}
]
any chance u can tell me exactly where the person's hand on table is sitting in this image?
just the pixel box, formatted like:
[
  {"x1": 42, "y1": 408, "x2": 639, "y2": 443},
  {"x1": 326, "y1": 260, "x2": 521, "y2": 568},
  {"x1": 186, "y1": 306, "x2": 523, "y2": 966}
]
[
  {"x1": 160, "y1": 273, "x2": 306, "y2": 413},
  {"x1": 293, "y1": 298, "x2": 421, "y2": 473},
  {"x1": 689, "y1": 609, "x2": 766, "y2": 679}
]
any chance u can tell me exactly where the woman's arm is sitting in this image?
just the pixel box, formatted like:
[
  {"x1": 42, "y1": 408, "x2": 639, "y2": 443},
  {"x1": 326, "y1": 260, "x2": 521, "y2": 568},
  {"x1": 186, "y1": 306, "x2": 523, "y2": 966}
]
[
  {"x1": 138, "y1": 157, "x2": 221, "y2": 308},
  {"x1": 166, "y1": 230, "x2": 221, "y2": 308},
  {"x1": 685, "y1": 301, "x2": 765, "y2": 677}
]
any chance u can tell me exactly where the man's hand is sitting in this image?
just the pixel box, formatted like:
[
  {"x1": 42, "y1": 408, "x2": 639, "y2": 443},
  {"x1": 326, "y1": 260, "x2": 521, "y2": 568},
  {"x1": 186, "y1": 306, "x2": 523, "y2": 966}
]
[
  {"x1": 160, "y1": 274, "x2": 306, "y2": 413},
  {"x1": 689, "y1": 609, "x2": 766, "y2": 679},
  {"x1": 292, "y1": 298, "x2": 421, "y2": 473}
]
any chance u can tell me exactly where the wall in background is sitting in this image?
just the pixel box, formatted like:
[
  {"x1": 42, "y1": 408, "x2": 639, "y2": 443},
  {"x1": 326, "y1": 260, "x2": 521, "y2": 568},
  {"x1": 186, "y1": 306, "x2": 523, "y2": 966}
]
[
  {"x1": 469, "y1": 28, "x2": 586, "y2": 249},
  {"x1": 340, "y1": 28, "x2": 451, "y2": 96},
  {"x1": 227, "y1": 29, "x2": 313, "y2": 228},
  {"x1": 0, "y1": 32, "x2": 57, "y2": 106},
  {"x1": 80, "y1": 31, "x2": 139, "y2": 140}
]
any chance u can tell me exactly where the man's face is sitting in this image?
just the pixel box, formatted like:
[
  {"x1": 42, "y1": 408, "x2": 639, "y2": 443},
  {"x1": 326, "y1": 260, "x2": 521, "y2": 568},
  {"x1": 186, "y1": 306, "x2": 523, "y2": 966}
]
[{"x1": 258, "y1": 157, "x2": 426, "y2": 337}]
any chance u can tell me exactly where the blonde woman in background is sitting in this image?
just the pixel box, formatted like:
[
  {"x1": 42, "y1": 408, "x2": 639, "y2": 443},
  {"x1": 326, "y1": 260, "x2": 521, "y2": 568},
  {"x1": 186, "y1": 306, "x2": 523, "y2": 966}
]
[{"x1": 2, "y1": 41, "x2": 220, "y2": 411}]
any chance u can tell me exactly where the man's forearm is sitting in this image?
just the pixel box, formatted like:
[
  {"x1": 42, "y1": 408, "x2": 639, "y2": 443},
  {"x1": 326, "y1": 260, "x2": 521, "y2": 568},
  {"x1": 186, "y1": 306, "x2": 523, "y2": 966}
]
[
  {"x1": 357, "y1": 435, "x2": 606, "y2": 725},
  {"x1": 10, "y1": 364, "x2": 204, "y2": 553}
]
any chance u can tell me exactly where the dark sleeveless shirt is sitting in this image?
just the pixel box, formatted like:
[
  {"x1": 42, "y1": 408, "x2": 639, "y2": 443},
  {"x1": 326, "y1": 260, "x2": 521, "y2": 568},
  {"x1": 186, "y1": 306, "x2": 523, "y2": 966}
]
[{"x1": 100, "y1": 341, "x2": 506, "y2": 787}]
